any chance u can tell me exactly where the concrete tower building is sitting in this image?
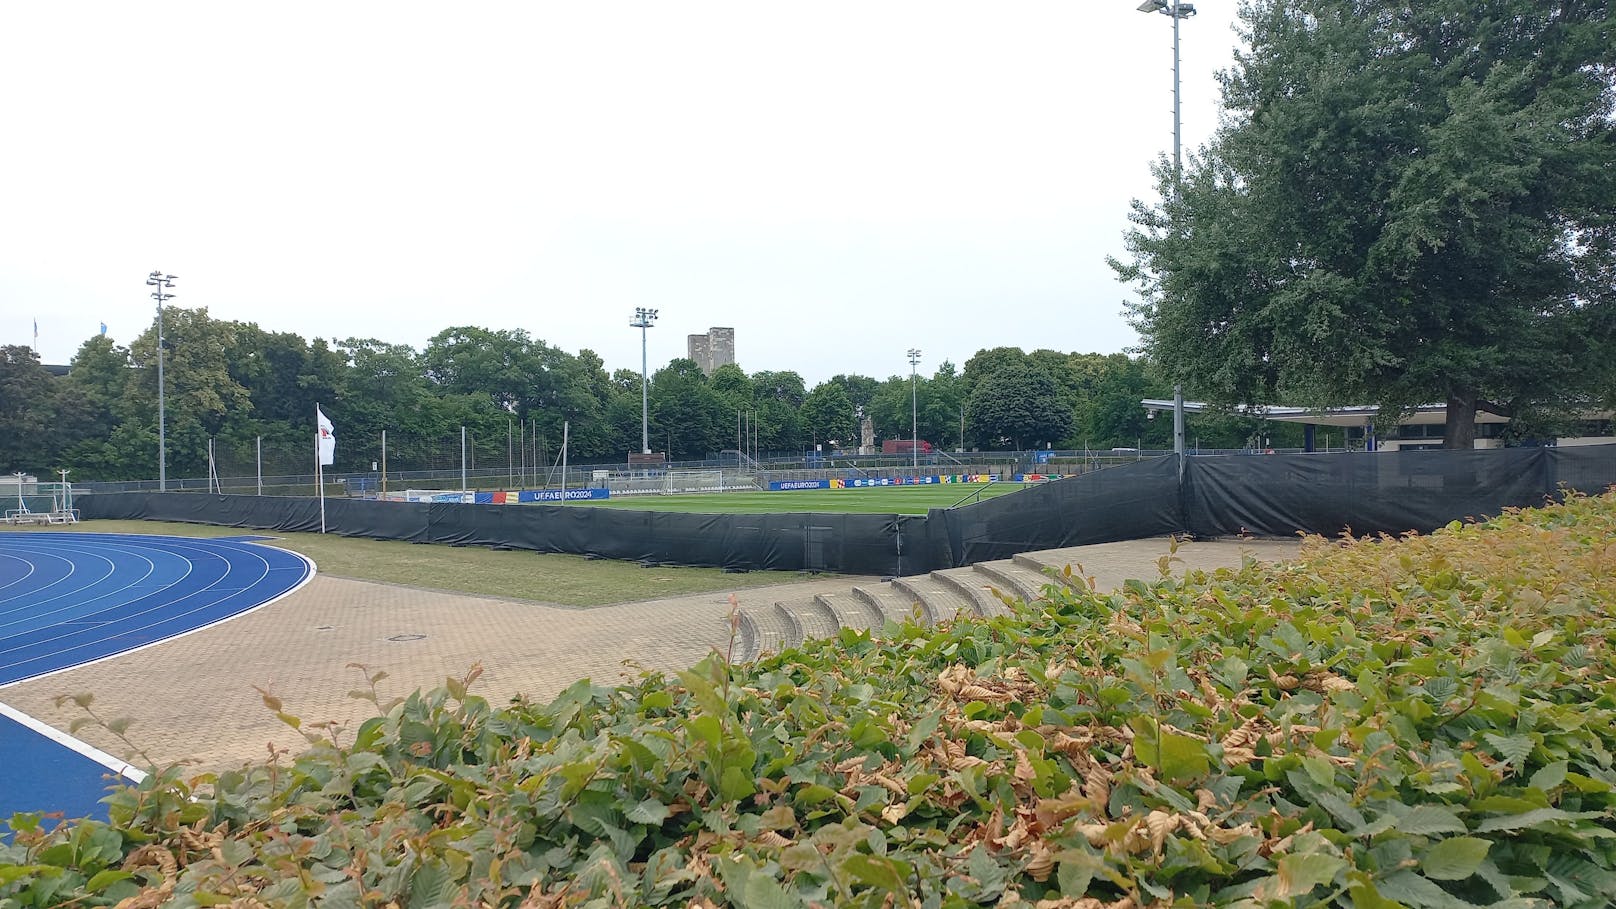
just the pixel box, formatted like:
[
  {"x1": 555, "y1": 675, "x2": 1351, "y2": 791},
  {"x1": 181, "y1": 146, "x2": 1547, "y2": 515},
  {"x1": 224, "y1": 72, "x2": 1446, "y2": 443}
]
[{"x1": 687, "y1": 327, "x2": 735, "y2": 375}]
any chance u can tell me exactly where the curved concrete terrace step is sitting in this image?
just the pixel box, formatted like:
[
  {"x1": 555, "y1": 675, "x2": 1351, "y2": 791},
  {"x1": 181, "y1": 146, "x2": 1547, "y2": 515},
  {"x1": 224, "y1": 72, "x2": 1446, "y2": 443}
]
[
  {"x1": 737, "y1": 604, "x2": 793, "y2": 662},
  {"x1": 775, "y1": 599, "x2": 840, "y2": 649},
  {"x1": 1011, "y1": 553, "x2": 1092, "y2": 592},
  {"x1": 852, "y1": 584, "x2": 929, "y2": 627},
  {"x1": 974, "y1": 559, "x2": 1069, "y2": 605},
  {"x1": 734, "y1": 538, "x2": 1305, "y2": 662},
  {"x1": 815, "y1": 592, "x2": 883, "y2": 634},
  {"x1": 1016, "y1": 538, "x2": 1301, "y2": 595},
  {"x1": 931, "y1": 568, "x2": 1014, "y2": 617},
  {"x1": 890, "y1": 575, "x2": 977, "y2": 623}
]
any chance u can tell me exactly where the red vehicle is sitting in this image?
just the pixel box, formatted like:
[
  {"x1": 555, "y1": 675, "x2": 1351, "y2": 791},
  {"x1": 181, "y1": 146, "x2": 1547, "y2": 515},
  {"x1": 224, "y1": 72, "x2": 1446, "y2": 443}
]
[{"x1": 881, "y1": 439, "x2": 933, "y2": 455}]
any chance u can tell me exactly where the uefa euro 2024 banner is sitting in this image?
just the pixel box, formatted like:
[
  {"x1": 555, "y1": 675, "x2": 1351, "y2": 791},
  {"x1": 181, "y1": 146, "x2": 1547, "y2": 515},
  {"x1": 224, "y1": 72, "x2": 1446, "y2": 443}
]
[{"x1": 768, "y1": 475, "x2": 1002, "y2": 491}]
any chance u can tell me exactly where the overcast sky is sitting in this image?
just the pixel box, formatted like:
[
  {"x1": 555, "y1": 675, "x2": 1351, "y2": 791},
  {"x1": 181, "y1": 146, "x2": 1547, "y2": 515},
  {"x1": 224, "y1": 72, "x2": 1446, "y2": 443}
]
[{"x1": 2, "y1": 2, "x2": 1242, "y2": 385}]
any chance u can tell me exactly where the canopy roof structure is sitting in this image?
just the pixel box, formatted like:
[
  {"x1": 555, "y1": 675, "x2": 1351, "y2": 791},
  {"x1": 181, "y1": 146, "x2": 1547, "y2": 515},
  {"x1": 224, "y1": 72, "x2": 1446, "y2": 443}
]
[{"x1": 1138, "y1": 400, "x2": 1514, "y2": 428}]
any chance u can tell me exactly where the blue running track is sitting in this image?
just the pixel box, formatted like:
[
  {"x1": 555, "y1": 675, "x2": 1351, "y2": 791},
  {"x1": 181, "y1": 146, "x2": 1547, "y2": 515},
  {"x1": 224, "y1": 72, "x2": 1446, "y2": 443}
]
[{"x1": 0, "y1": 533, "x2": 313, "y2": 828}]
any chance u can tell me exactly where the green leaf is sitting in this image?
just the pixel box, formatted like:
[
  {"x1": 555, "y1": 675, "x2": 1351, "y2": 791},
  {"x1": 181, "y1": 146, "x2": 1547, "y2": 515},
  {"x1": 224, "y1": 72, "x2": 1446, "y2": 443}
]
[
  {"x1": 1395, "y1": 805, "x2": 1468, "y2": 836},
  {"x1": 719, "y1": 765, "x2": 756, "y2": 801},
  {"x1": 1421, "y1": 836, "x2": 1490, "y2": 881},
  {"x1": 742, "y1": 872, "x2": 804, "y2": 909},
  {"x1": 1130, "y1": 716, "x2": 1209, "y2": 782},
  {"x1": 842, "y1": 854, "x2": 910, "y2": 896},
  {"x1": 1475, "y1": 807, "x2": 1575, "y2": 833},
  {"x1": 1375, "y1": 869, "x2": 1464, "y2": 908},
  {"x1": 1483, "y1": 732, "x2": 1533, "y2": 767},
  {"x1": 1276, "y1": 852, "x2": 1346, "y2": 898},
  {"x1": 408, "y1": 857, "x2": 457, "y2": 909},
  {"x1": 1528, "y1": 760, "x2": 1568, "y2": 792},
  {"x1": 795, "y1": 784, "x2": 838, "y2": 806},
  {"x1": 625, "y1": 798, "x2": 670, "y2": 825},
  {"x1": 84, "y1": 869, "x2": 135, "y2": 892}
]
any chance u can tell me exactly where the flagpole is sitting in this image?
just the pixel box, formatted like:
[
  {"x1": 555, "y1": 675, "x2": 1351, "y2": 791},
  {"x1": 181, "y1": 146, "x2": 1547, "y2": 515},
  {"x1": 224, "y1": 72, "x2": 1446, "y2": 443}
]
[{"x1": 317, "y1": 403, "x2": 327, "y2": 533}]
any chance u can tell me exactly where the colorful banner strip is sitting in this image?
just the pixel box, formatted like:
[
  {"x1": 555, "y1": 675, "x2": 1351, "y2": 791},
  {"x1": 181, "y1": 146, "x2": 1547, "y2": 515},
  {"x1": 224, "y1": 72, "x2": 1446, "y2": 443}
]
[{"x1": 517, "y1": 488, "x2": 612, "y2": 502}]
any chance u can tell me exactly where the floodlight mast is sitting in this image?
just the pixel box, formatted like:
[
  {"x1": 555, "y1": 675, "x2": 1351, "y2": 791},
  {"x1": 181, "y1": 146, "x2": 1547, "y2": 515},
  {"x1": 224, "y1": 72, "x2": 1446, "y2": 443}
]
[
  {"x1": 907, "y1": 349, "x2": 922, "y2": 474},
  {"x1": 146, "y1": 271, "x2": 177, "y2": 491},
  {"x1": 1137, "y1": 0, "x2": 1195, "y2": 469},
  {"x1": 630, "y1": 308, "x2": 659, "y2": 455}
]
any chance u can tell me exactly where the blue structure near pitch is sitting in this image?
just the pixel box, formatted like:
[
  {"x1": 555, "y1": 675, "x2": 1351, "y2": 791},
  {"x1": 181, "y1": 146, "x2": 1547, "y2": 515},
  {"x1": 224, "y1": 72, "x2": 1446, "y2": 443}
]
[{"x1": 0, "y1": 533, "x2": 313, "y2": 828}]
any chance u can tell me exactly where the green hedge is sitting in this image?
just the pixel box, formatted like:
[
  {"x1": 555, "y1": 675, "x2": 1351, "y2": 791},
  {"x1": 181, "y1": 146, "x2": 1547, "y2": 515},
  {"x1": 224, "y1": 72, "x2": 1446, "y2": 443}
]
[{"x1": 6, "y1": 490, "x2": 1616, "y2": 907}]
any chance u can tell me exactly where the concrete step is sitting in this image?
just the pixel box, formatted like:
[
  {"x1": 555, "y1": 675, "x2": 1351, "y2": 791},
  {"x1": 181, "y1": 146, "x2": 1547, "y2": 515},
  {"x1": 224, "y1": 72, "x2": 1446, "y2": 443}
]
[
  {"x1": 736, "y1": 604, "x2": 793, "y2": 662},
  {"x1": 931, "y1": 568, "x2": 1014, "y2": 617},
  {"x1": 775, "y1": 599, "x2": 840, "y2": 648},
  {"x1": 974, "y1": 559, "x2": 1068, "y2": 605},
  {"x1": 815, "y1": 592, "x2": 883, "y2": 635},
  {"x1": 890, "y1": 575, "x2": 978, "y2": 624},
  {"x1": 1013, "y1": 552, "x2": 1095, "y2": 592},
  {"x1": 852, "y1": 584, "x2": 929, "y2": 627}
]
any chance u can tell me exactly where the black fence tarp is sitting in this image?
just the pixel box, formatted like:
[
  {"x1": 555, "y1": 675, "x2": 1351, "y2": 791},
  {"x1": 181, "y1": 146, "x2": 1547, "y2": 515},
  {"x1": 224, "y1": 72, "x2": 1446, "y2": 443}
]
[
  {"x1": 76, "y1": 492, "x2": 916, "y2": 576},
  {"x1": 1544, "y1": 444, "x2": 1616, "y2": 496},
  {"x1": 1181, "y1": 446, "x2": 1616, "y2": 539},
  {"x1": 1182, "y1": 449, "x2": 1545, "y2": 538},
  {"x1": 76, "y1": 446, "x2": 1616, "y2": 574},
  {"x1": 929, "y1": 457, "x2": 1185, "y2": 567},
  {"x1": 422, "y1": 502, "x2": 920, "y2": 576}
]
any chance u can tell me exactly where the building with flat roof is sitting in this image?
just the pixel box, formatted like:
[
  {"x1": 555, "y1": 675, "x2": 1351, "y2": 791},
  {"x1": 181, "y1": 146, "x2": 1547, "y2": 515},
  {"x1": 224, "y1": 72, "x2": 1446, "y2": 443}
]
[
  {"x1": 687, "y1": 327, "x2": 735, "y2": 375},
  {"x1": 1140, "y1": 399, "x2": 1614, "y2": 451}
]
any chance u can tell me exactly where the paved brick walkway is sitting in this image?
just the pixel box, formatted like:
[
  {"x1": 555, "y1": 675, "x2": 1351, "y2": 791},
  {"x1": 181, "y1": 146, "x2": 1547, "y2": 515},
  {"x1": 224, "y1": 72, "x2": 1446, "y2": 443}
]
[{"x1": 0, "y1": 537, "x2": 1298, "y2": 773}]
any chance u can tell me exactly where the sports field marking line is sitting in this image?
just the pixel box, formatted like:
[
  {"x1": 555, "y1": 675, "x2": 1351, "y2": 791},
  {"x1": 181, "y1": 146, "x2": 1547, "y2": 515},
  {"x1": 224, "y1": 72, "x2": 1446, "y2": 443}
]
[
  {"x1": 0, "y1": 700, "x2": 147, "y2": 784},
  {"x1": 0, "y1": 542, "x2": 316, "y2": 692}
]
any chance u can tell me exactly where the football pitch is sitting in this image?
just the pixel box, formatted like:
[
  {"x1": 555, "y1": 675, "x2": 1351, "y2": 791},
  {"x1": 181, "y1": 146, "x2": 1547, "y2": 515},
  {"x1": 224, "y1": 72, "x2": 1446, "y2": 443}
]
[{"x1": 572, "y1": 482, "x2": 1020, "y2": 514}]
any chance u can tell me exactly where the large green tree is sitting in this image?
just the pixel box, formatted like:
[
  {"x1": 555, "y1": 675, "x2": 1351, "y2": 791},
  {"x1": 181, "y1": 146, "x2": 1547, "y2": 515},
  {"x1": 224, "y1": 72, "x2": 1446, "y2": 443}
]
[
  {"x1": 965, "y1": 360, "x2": 1073, "y2": 450},
  {"x1": 649, "y1": 359, "x2": 729, "y2": 460},
  {"x1": 801, "y1": 382, "x2": 858, "y2": 450},
  {"x1": 0, "y1": 345, "x2": 56, "y2": 472},
  {"x1": 1115, "y1": 0, "x2": 1616, "y2": 448}
]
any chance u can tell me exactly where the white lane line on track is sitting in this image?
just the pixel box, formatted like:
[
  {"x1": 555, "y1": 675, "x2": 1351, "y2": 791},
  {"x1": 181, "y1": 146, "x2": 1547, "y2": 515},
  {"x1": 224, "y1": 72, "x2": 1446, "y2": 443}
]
[
  {"x1": 0, "y1": 539, "x2": 315, "y2": 691},
  {"x1": 0, "y1": 536, "x2": 208, "y2": 656},
  {"x1": 0, "y1": 551, "x2": 39, "y2": 593},
  {"x1": 0, "y1": 544, "x2": 150, "y2": 629},
  {"x1": 0, "y1": 700, "x2": 147, "y2": 784}
]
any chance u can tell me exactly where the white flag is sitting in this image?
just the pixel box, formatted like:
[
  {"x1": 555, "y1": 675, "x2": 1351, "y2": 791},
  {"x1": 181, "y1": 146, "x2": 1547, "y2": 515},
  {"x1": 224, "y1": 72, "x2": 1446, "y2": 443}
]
[{"x1": 316, "y1": 406, "x2": 336, "y2": 466}]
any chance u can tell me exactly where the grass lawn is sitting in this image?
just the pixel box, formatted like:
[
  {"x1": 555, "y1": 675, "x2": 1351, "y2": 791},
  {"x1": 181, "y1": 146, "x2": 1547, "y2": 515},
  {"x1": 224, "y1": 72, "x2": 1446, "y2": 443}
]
[
  {"x1": 0, "y1": 520, "x2": 804, "y2": 607},
  {"x1": 572, "y1": 481, "x2": 1020, "y2": 514}
]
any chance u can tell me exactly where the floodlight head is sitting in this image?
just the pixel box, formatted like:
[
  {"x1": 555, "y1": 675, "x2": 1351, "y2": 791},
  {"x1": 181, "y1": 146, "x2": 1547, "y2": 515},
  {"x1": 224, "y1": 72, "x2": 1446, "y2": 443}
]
[
  {"x1": 1176, "y1": 2, "x2": 1197, "y2": 16},
  {"x1": 1137, "y1": 0, "x2": 1167, "y2": 12}
]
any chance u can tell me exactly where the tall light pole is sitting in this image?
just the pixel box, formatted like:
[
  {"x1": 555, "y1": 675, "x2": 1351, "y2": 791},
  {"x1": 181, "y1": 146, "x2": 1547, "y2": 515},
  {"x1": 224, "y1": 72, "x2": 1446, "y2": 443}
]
[
  {"x1": 1137, "y1": 0, "x2": 1194, "y2": 467},
  {"x1": 146, "y1": 271, "x2": 177, "y2": 491},
  {"x1": 630, "y1": 308, "x2": 658, "y2": 454},
  {"x1": 907, "y1": 348, "x2": 922, "y2": 475}
]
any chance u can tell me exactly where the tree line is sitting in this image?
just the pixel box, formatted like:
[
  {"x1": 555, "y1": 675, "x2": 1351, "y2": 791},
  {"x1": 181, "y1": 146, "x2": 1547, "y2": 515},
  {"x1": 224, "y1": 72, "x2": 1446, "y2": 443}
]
[{"x1": 0, "y1": 312, "x2": 1293, "y2": 482}]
